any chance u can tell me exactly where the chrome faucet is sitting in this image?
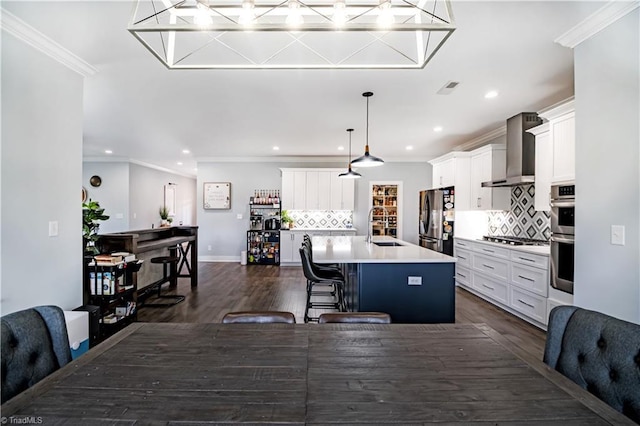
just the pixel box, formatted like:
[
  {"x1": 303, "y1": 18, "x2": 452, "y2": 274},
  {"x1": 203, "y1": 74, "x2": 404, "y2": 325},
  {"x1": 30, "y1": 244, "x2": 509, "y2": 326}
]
[{"x1": 366, "y1": 206, "x2": 389, "y2": 244}]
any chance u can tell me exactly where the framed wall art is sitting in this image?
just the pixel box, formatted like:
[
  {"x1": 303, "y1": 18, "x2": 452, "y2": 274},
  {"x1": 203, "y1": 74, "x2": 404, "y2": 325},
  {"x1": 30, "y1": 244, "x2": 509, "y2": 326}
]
[
  {"x1": 164, "y1": 184, "x2": 176, "y2": 216},
  {"x1": 204, "y1": 182, "x2": 231, "y2": 210}
]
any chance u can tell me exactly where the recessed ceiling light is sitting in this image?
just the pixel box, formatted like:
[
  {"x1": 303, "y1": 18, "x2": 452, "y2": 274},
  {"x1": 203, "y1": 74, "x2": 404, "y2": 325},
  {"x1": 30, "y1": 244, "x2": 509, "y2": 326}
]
[
  {"x1": 406, "y1": 146, "x2": 413, "y2": 151},
  {"x1": 338, "y1": 146, "x2": 344, "y2": 151},
  {"x1": 177, "y1": 162, "x2": 183, "y2": 166},
  {"x1": 104, "y1": 149, "x2": 113, "y2": 154},
  {"x1": 433, "y1": 126, "x2": 443, "y2": 132},
  {"x1": 193, "y1": 168, "x2": 198, "y2": 172},
  {"x1": 182, "y1": 149, "x2": 190, "y2": 154},
  {"x1": 273, "y1": 146, "x2": 280, "y2": 151},
  {"x1": 485, "y1": 90, "x2": 498, "y2": 99}
]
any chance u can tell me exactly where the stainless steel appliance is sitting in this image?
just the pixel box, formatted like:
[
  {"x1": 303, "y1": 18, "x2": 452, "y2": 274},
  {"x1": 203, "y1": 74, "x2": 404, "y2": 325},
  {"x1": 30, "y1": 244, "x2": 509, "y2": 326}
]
[
  {"x1": 482, "y1": 112, "x2": 543, "y2": 187},
  {"x1": 419, "y1": 188, "x2": 454, "y2": 255},
  {"x1": 550, "y1": 183, "x2": 575, "y2": 294}
]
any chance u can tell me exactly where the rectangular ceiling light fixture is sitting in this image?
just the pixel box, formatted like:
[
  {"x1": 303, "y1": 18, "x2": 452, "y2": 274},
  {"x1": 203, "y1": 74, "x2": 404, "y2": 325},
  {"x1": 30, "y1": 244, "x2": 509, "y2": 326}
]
[{"x1": 128, "y1": 0, "x2": 456, "y2": 69}]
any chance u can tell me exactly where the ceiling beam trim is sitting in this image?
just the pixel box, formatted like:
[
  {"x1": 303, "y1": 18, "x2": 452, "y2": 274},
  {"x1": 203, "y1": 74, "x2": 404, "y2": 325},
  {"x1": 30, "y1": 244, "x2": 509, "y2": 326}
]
[
  {"x1": 0, "y1": 8, "x2": 98, "y2": 77},
  {"x1": 555, "y1": 0, "x2": 640, "y2": 49}
]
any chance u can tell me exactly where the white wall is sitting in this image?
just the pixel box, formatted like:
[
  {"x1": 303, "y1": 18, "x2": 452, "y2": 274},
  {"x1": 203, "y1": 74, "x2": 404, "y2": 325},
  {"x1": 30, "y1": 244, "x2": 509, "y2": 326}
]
[
  {"x1": 197, "y1": 161, "x2": 430, "y2": 260},
  {"x1": 1, "y1": 33, "x2": 84, "y2": 314},
  {"x1": 573, "y1": 9, "x2": 640, "y2": 323},
  {"x1": 82, "y1": 162, "x2": 197, "y2": 233},
  {"x1": 82, "y1": 162, "x2": 130, "y2": 233},
  {"x1": 129, "y1": 163, "x2": 196, "y2": 230}
]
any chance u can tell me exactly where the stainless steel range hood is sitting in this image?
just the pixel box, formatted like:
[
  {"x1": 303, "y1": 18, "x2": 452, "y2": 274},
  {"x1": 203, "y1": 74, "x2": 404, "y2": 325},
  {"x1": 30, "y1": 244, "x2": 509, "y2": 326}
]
[{"x1": 482, "y1": 112, "x2": 543, "y2": 187}]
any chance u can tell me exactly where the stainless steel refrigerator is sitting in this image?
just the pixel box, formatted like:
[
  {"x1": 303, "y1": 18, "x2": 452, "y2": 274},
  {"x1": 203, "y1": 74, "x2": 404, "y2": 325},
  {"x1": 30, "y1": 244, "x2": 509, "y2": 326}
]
[{"x1": 419, "y1": 188, "x2": 455, "y2": 255}]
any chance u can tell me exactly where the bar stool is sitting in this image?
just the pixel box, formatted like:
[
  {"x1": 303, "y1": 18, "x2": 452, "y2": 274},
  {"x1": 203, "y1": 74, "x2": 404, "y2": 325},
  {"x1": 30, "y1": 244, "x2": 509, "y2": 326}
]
[
  {"x1": 143, "y1": 256, "x2": 185, "y2": 307},
  {"x1": 299, "y1": 246, "x2": 345, "y2": 323}
]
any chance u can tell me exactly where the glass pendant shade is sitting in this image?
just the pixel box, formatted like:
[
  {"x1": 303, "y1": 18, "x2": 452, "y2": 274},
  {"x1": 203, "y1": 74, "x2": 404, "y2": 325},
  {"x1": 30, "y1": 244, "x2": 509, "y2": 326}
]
[
  {"x1": 351, "y1": 92, "x2": 384, "y2": 168},
  {"x1": 339, "y1": 129, "x2": 362, "y2": 179}
]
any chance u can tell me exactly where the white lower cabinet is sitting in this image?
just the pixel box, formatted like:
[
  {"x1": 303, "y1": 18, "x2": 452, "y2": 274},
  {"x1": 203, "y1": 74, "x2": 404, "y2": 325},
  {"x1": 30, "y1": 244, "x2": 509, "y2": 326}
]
[
  {"x1": 509, "y1": 287, "x2": 547, "y2": 325},
  {"x1": 473, "y1": 272, "x2": 509, "y2": 305},
  {"x1": 454, "y1": 238, "x2": 550, "y2": 329}
]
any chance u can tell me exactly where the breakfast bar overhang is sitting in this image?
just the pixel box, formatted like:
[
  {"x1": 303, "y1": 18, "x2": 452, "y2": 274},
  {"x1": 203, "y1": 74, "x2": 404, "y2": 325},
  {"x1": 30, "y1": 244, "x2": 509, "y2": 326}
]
[{"x1": 312, "y1": 236, "x2": 457, "y2": 323}]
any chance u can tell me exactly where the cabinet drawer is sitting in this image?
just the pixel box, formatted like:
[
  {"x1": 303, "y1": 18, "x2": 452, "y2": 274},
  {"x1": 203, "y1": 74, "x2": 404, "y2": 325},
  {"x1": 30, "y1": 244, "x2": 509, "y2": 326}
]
[
  {"x1": 454, "y1": 248, "x2": 472, "y2": 268},
  {"x1": 330, "y1": 230, "x2": 356, "y2": 236},
  {"x1": 473, "y1": 273, "x2": 508, "y2": 305},
  {"x1": 510, "y1": 250, "x2": 549, "y2": 270},
  {"x1": 472, "y1": 253, "x2": 509, "y2": 281},
  {"x1": 454, "y1": 239, "x2": 475, "y2": 251},
  {"x1": 510, "y1": 287, "x2": 547, "y2": 324},
  {"x1": 511, "y1": 263, "x2": 548, "y2": 297},
  {"x1": 454, "y1": 265, "x2": 471, "y2": 286},
  {"x1": 475, "y1": 243, "x2": 510, "y2": 259}
]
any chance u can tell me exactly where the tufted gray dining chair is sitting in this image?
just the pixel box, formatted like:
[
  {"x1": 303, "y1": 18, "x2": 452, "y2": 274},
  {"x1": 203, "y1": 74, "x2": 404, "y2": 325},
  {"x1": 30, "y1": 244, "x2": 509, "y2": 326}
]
[
  {"x1": 544, "y1": 305, "x2": 640, "y2": 423},
  {"x1": 1, "y1": 305, "x2": 72, "y2": 403}
]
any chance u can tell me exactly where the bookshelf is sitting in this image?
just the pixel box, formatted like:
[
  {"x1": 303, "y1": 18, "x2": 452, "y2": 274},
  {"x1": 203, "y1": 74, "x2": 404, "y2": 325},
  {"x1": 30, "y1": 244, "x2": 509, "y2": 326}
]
[{"x1": 85, "y1": 258, "x2": 142, "y2": 343}]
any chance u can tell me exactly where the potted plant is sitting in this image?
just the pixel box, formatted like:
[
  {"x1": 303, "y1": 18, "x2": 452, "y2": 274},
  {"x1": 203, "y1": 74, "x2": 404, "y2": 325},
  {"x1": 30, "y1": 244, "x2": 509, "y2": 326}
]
[
  {"x1": 281, "y1": 210, "x2": 293, "y2": 229},
  {"x1": 159, "y1": 206, "x2": 171, "y2": 227},
  {"x1": 83, "y1": 199, "x2": 110, "y2": 255}
]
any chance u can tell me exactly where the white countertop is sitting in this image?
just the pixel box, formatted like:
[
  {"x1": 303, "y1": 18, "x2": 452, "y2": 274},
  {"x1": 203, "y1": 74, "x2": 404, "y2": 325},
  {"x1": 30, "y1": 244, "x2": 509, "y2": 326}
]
[
  {"x1": 282, "y1": 228, "x2": 357, "y2": 232},
  {"x1": 456, "y1": 237, "x2": 550, "y2": 256},
  {"x1": 312, "y1": 235, "x2": 457, "y2": 264}
]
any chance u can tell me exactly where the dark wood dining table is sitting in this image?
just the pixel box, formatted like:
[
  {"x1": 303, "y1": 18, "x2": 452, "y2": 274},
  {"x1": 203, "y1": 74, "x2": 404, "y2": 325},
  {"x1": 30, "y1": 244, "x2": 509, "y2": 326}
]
[{"x1": 1, "y1": 322, "x2": 634, "y2": 425}]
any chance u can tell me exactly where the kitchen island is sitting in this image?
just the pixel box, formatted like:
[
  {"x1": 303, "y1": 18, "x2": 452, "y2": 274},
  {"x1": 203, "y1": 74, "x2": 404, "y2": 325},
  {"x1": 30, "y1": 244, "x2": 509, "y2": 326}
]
[{"x1": 312, "y1": 235, "x2": 457, "y2": 323}]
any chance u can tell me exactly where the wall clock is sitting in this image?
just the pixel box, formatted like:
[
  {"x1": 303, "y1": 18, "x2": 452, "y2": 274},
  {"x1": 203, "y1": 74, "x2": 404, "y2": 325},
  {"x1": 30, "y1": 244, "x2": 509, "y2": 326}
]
[{"x1": 89, "y1": 175, "x2": 102, "y2": 187}]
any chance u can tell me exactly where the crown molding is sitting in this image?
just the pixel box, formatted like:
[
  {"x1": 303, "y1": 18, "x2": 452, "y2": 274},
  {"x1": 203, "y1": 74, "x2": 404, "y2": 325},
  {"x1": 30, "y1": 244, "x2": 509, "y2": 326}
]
[
  {"x1": 1, "y1": 8, "x2": 98, "y2": 77},
  {"x1": 453, "y1": 125, "x2": 507, "y2": 152},
  {"x1": 538, "y1": 97, "x2": 575, "y2": 121},
  {"x1": 83, "y1": 157, "x2": 197, "y2": 179},
  {"x1": 555, "y1": 1, "x2": 640, "y2": 48}
]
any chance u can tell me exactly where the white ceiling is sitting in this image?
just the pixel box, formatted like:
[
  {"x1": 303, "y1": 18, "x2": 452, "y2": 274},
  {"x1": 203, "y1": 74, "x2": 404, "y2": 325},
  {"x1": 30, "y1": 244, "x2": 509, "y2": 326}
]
[{"x1": 4, "y1": 1, "x2": 605, "y2": 176}]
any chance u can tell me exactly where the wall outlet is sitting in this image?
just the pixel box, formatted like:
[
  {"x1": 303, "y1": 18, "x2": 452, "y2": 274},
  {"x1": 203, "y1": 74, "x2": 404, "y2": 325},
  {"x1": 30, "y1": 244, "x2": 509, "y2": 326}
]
[
  {"x1": 611, "y1": 225, "x2": 625, "y2": 246},
  {"x1": 48, "y1": 221, "x2": 58, "y2": 237},
  {"x1": 207, "y1": 245, "x2": 212, "y2": 251},
  {"x1": 237, "y1": 214, "x2": 243, "y2": 220},
  {"x1": 408, "y1": 276, "x2": 422, "y2": 286},
  {"x1": 116, "y1": 213, "x2": 124, "y2": 219},
  {"x1": 133, "y1": 213, "x2": 137, "y2": 219}
]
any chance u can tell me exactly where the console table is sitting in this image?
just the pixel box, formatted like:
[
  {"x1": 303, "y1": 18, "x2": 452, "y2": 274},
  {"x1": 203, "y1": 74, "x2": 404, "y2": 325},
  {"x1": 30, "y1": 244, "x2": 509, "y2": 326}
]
[{"x1": 98, "y1": 226, "x2": 198, "y2": 292}]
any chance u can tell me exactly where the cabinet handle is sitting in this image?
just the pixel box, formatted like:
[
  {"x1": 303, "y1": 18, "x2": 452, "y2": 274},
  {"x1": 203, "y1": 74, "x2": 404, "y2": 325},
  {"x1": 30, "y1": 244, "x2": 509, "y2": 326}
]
[
  {"x1": 518, "y1": 275, "x2": 535, "y2": 282},
  {"x1": 457, "y1": 242, "x2": 467, "y2": 247},
  {"x1": 482, "y1": 264, "x2": 495, "y2": 269},
  {"x1": 456, "y1": 272, "x2": 466, "y2": 278},
  {"x1": 458, "y1": 255, "x2": 466, "y2": 260},
  {"x1": 477, "y1": 197, "x2": 481, "y2": 208},
  {"x1": 518, "y1": 257, "x2": 535, "y2": 263},
  {"x1": 482, "y1": 284, "x2": 495, "y2": 290},
  {"x1": 518, "y1": 299, "x2": 535, "y2": 309},
  {"x1": 482, "y1": 248, "x2": 494, "y2": 253}
]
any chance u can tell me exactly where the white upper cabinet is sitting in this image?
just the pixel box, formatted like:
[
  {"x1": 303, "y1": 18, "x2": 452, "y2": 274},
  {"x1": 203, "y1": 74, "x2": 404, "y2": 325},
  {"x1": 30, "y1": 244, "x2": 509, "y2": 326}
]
[
  {"x1": 469, "y1": 145, "x2": 510, "y2": 211},
  {"x1": 539, "y1": 99, "x2": 575, "y2": 184},
  {"x1": 305, "y1": 171, "x2": 320, "y2": 210},
  {"x1": 281, "y1": 168, "x2": 354, "y2": 211},
  {"x1": 330, "y1": 172, "x2": 355, "y2": 211},
  {"x1": 527, "y1": 122, "x2": 552, "y2": 211},
  {"x1": 550, "y1": 112, "x2": 575, "y2": 183},
  {"x1": 428, "y1": 152, "x2": 471, "y2": 210}
]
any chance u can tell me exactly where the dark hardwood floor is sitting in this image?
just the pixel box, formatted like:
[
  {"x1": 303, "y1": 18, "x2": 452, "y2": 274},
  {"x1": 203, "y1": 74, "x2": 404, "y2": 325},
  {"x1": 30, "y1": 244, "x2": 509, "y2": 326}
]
[{"x1": 137, "y1": 262, "x2": 547, "y2": 359}]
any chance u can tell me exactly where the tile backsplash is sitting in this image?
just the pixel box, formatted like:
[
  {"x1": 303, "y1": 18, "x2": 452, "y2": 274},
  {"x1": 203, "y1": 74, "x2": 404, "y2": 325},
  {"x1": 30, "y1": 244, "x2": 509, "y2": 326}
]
[
  {"x1": 487, "y1": 184, "x2": 551, "y2": 241},
  {"x1": 288, "y1": 210, "x2": 353, "y2": 229}
]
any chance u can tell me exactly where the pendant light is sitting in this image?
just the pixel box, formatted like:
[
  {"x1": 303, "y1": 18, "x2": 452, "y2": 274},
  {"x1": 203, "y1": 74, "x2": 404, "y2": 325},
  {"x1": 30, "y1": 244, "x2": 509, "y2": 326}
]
[
  {"x1": 339, "y1": 129, "x2": 362, "y2": 179},
  {"x1": 351, "y1": 91, "x2": 384, "y2": 167}
]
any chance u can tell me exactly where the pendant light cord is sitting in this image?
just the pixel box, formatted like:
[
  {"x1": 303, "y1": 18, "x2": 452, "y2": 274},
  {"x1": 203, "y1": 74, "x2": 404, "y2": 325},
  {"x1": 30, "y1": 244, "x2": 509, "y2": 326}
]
[{"x1": 366, "y1": 95, "x2": 369, "y2": 148}]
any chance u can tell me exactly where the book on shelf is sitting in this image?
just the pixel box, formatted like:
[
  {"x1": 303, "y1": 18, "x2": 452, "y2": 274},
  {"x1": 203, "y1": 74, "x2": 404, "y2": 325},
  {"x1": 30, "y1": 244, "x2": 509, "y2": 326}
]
[{"x1": 94, "y1": 254, "x2": 123, "y2": 264}]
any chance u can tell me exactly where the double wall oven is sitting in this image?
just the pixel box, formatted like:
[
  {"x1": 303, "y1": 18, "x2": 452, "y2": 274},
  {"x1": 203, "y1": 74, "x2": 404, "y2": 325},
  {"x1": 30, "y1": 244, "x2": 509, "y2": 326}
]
[{"x1": 550, "y1": 183, "x2": 575, "y2": 294}]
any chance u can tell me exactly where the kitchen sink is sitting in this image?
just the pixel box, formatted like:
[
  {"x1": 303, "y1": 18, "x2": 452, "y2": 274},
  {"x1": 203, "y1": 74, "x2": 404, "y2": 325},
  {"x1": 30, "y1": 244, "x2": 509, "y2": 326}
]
[{"x1": 373, "y1": 242, "x2": 404, "y2": 247}]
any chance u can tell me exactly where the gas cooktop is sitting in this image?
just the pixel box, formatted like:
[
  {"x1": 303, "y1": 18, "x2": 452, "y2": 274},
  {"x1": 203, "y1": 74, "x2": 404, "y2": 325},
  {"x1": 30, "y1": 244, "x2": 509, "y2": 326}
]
[{"x1": 482, "y1": 236, "x2": 549, "y2": 246}]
